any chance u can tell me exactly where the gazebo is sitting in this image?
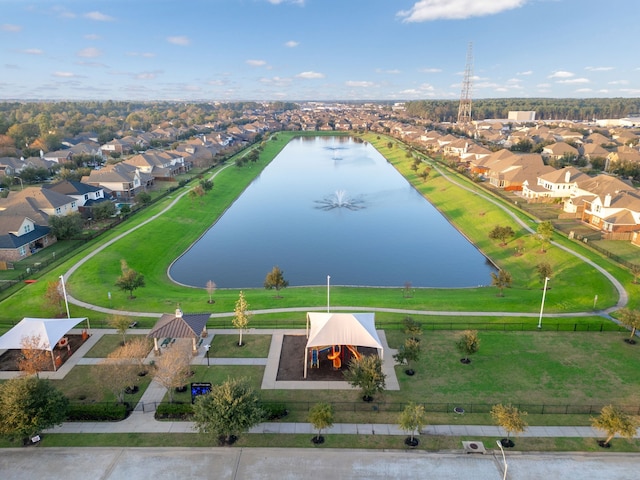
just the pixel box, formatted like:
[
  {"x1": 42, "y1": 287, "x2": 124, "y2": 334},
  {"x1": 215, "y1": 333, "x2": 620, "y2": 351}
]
[
  {"x1": 0, "y1": 317, "x2": 89, "y2": 370},
  {"x1": 304, "y1": 312, "x2": 383, "y2": 378},
  {"x1": 147, "y1": 307, "x2": 210, "y2": 354}
]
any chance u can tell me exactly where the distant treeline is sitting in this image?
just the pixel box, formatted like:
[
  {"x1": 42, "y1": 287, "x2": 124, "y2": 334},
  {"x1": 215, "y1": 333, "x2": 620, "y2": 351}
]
[{"x1": 404, "y1": 98, "x2": 640, "y2": 123}]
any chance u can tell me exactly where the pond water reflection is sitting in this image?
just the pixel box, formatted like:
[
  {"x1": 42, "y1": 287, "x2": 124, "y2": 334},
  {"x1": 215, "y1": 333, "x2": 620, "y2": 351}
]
[{"x1": 169, "y1": 136, "x2": 496, "y2": 288}]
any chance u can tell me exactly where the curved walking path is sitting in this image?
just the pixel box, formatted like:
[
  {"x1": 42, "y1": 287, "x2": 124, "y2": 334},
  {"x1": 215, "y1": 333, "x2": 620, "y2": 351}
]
[{"x1": 61, "y1": 153, "x2": 628, "y2": 323}]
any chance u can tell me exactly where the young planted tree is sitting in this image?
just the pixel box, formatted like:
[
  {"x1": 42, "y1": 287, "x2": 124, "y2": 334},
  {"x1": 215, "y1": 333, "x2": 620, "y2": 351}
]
[
  {"x1": 118, "y1": 336, "x2": 152, "y2": 375},
  {"x1": 264, "y1": 265, "x2": 289, "y2": 298},
  {"x1": 618, "y1": 308, "x2": 640, "y2": 344},
  {"x1": 17, "y1": 334, "x2": 51, "y2": 377},
  {"x1": 153, "y1": 340, "x2": 193, "y2": 403},
  {"x1": 44, "y1": 280, "x2": 64, "y2": 316},
  {"x1": 205, "y1": 279, "x2": 217, "y2": 304},
  {"x1": 115, "y1": 259, "x2": 145, "y2": 299},
  {"x1": 491, "y1": 403, "x2": 528, "y2": 447},
  {"x1": 393, "y1": 338, "x2": 421, "y2": 376},
  {"x1": 94, "y1": 348, "x2": 140, "y2": 404},
  {"x1": 403, "y1": 316, "x2": 422, "y2": 341},
  {"x1": 0, "y1": 376, "x2": 68, "y2": 444},
  {"x1": 193, "y1": 377, "x2": 264, "y2": 445},
  {"x1": 456, "y1": 330, "x2": 480, "y2": 364},
  {"x1": 591, "y1": 405, "x2": 639, "y2": 448},
  {"x1": 308, "y1": 402, "x2": 334, "y2": 444},
  {"x1": 536, "y1": 221, "x2": 554, "y2": 253},
  {"x1": 536, "y1": 262, "x2": 553, "y2": 286},
  {"x1": 489, "y1": 225, "x2": 515, "y2": 246},
  {"x1": 343, "y1": 355, "x2": 386, "y2": 402},
  {"x1": 233, "y1": 291, "x2": 251, "y2": 346},
  {"x1": 399, "y1": 402, "x2": 428, "y2": 447},
  {"x1": 109, "y1": 314, "x2": 132, "y2": 345},
  {"x1": 491, "y1": 269, "x2": 512, "y2": 297}
]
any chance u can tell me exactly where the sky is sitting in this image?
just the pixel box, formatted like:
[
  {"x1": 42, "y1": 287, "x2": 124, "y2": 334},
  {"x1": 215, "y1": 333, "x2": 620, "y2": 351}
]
[{"x1": 1, "y1": 0, "x2": 639, "y2": 102}]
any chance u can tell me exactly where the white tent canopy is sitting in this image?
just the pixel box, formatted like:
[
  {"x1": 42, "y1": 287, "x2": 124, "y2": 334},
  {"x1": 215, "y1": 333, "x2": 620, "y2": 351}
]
[
  {"x1": 0, "y1": 317, "x2": 88, "y2": 370},
  {"x1": 304, "y1": 312, "x2": 383, "y2": 378}
]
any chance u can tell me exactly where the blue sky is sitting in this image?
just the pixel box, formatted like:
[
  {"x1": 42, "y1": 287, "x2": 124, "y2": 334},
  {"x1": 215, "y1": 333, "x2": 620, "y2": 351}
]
[{"x1": 1, "y1": 0, "x2": 639, "y2": 101}]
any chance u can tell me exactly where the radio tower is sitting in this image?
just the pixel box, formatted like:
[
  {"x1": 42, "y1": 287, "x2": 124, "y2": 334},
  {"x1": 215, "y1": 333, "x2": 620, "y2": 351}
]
[{"x1": 457, "y1": 42, "x2": 473, "y2": 125}]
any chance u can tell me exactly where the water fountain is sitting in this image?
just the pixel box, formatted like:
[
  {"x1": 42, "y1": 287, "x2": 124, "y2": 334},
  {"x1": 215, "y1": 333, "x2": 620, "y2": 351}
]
[{"x1": 315, "y1": 189, "x2": 365, "y2": 211}]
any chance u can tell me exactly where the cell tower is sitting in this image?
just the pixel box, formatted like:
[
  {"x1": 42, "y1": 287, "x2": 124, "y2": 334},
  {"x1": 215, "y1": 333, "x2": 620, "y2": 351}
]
[{"x1": 457, "y1": 42, "x2": 473, "y2": 125}]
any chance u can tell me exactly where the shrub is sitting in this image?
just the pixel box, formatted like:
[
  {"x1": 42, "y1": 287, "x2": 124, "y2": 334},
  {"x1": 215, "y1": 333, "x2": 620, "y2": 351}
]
[
  {"x1": 155, "y1": 402, "x2": 194, "y2": 420},
  {"x1": 263, "y1": 403, "x2": 288, "y2": 420}
]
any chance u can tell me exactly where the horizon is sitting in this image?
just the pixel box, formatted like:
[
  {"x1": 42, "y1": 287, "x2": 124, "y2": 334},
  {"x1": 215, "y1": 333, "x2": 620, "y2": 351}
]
[{"x1": 1, "y1": 0, "x2": 639, "y2": 102}]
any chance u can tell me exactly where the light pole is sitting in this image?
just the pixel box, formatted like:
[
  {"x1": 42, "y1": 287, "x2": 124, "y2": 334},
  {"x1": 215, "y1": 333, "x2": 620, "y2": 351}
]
[
  {"x1": 537, "y1": 276, "x2": 549, "y2": 329},
  {"x1": 204, "y1": 344, "x2": 210, "y2": 367},
  {"x1": 327, "y1": 275, "x2": 330, "y2": 313},
  {"x1": 59, "y1": 275, "x2": 71, "y2": 319},
  {"x1": 496, "y1": 440, "x2": 508, "y2": 480}
]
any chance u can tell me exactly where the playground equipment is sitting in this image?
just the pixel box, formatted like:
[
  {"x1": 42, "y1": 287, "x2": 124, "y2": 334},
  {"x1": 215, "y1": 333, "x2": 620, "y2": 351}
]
[
  {"x1": 346, "y1": 345, "x2": 361, "y2": 360},
  {"x1": 327, "y1": 345, "x2": 342, "y2": 369},
  {"x1": 311, "y1": 345, "x2": 332, "y2": 369}
]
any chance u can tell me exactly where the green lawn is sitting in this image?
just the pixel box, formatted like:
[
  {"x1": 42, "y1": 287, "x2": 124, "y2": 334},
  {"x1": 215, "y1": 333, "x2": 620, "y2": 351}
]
[{"x1": 209, "y1": 334, "x2": 272, "y2": 358}]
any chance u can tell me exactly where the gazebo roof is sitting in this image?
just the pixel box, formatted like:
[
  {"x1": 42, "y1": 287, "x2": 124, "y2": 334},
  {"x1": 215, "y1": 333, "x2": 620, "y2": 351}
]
[{"x1": 147, "y1": 308, "x2": 209, "y2": 339}]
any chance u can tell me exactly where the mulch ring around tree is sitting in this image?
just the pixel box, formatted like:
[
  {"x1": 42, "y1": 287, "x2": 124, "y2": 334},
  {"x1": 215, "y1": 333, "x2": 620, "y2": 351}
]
[
  {"x1": 0, "y1": 334, "x2": 88, "y2": 371},
  {"x1": 275, "y1": 335, "x2": 376, "y2": 381}
]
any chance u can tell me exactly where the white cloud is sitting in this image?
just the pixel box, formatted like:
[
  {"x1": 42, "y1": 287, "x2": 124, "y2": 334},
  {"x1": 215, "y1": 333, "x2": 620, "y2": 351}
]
[
  {"x1": 267, "y1": 0, "x2": 305, "y2": 5},
  {"x1": 296, "y1": 71, "x2": 325, "y2": 79},
  {"x1": 557, "y1": 78, "x2": 589, "y2": 84},
  {"x1": 516, "y1": 70, "x2": 533, "y2": 76},
  {"x1": 84, "y1": 34, "x2": 100, "y2": 40},
  {"x1": 127, "y1": 52, "x2": 156, "y2": 58},
  {"x1": 548, "y1": 71, "x2": 574, "y2": 79},
  {"x1": 22, "y1": 49, "x2": 44, "y2": 55},
  {"x1": 135, "y1": 71, "x2": 162, "y2": 80},
  {"x1": 53, "y1": 71, "x2": 76, "y2": 78},
  {"x1": 608, "y1": 80, "x2": 629, "y2": 85},
  {"x1": 397, "y1": 0, "x2": 527, "y2": 22},
  {"x1": 575, "y1": 88, "x2": 592, "y2": 93},
  {"x1": 419, "y1": 68, "x2": 442, "y2": 73},
  {"x1": 167, "y1": 36, "x2": 190, "y2": 46},
  {"x1": 77, "y1": 47, "x2": 101, "y2": 58},
  {"x1": 375, "y1": 68, "x2": 401, "y2": 74},
  {"x1": 1, "y1": 24, "x2": 22, "y2": 32},
  {"x1": 345, "y1": 81, "x2": 375, "y2": 88},
  {"x1": 619, "y1": 88, "x2": 640, "y2": 95},
  {"x1": 585, "y1": 66, "x2": 614, "y2": 72},
  {"x1": 246, "y1": 59, "x2": 267, "y2": 67},
  {"x1": 284, "y1": 40, "x2": 299, "y2": 48},
  {"x1": 84, "y1": 11, "x2": 115, "y2": 22},
  {"x1": 260, "y1": 76, "x2": 292, "y2": 87},
  {"x1": 536, "y1": 83, "x2": 551, "y2": 88}
]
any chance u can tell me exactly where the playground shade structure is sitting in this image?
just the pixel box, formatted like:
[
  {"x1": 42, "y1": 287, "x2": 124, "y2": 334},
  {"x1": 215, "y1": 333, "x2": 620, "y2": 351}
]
[{"x1": 304, "y1": 312, "x2": 383, "y2": 378}]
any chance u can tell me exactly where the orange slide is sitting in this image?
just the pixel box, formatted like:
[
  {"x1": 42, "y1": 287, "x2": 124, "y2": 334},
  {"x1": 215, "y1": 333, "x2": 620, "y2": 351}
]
[
  {"x1": 327, "y1": 345, "x2": 342, "y2": 369},
  {"x1": 346, "y1": 345, "x2": 361, "y2": 360}
]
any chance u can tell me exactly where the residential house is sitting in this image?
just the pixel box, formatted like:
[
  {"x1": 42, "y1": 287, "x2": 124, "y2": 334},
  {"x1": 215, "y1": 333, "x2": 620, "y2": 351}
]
[
  {"x1": 582, "y1": 143, "x2": 609, "y2": 161},
  {"x1": 123, "y1": 150, "x2": 190, "y2": 180},
  {"x1": 522, "y1": 166, "x2": 589, "y2": 200},
  {"x1": 81, "y1": 163, "x2": 151, "y2": 200},
  {"x1": 564, "y1": 174, "x2": 634, "y2": 216},
  {"x1": 44, "y1": 180, "x2": 110, "y2": 218},
  {"x1": 43, "y1": 149, "x2": 74, "y2": 164},
  {"x1": 606, "y1": 147, "x2": 640, "y2": 169},
  {"x1": 541, "y1": 142, "x2": 579, "y2": 162},
  {"x1": 486, "y1": 153, "x2": 552, "y2": 191},
  {"x1": 581, "y1": 190, "x2": 640, "y2": 235}
]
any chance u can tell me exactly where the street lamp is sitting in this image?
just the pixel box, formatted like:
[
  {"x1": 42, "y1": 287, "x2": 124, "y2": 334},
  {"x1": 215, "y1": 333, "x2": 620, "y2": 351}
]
[
  {"x1": 59, "y1": 275, "x2": 71, "y2": 319},
  {"x1": 327, "y1": 275, "x2": 331, "y2": 313},
  {"x1": 496, "y1": 440, "x2": 508, "y2": 480},
  {"x1": 537, "y1": 276, "x2": 550, "y2": 329},
  {"x1": 204, "y1": 344, "x2": 210, "y2": 367}
]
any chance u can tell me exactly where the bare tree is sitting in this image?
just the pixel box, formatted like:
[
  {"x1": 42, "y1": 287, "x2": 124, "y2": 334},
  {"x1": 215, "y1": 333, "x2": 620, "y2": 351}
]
[
  {"x1": 44, "y1": 280, "x2": 64, "y2": 317},
  {"x1": 118, "y1": 336, "x2": 152, "y2": 374},
  {"x1": 94, "y1": 347, "x2": 139, "y2": 404},
  {"x1": 205, "y1": 280, "x2": 217, "y2": 304},
  {"x1": 153, "y1": 340, "x2": 193, "y2": 403},
  {"x1": 17, "y1": 334, "x2": 51, "y2": 376},
  {"x1": 491, "y1": 269, "x2": 512, "y2": 297}
]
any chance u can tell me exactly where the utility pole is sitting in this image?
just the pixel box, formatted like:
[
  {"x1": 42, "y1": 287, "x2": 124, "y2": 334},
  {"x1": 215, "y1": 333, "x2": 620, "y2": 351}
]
[{"x1": 457, "y1": 42, "x2": 473, "y2": 125}]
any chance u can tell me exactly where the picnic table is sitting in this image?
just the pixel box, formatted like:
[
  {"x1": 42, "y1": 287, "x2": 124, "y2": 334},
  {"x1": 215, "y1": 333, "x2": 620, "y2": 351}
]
[{"x1": 160, "y1": 337, "x2": 173, "y2": 347}]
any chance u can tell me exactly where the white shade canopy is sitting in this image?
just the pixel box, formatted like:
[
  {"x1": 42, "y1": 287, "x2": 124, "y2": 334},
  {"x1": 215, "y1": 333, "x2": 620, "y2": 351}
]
[{"x1": 0, "y1": 317, "x2": 87, "y2": 352}]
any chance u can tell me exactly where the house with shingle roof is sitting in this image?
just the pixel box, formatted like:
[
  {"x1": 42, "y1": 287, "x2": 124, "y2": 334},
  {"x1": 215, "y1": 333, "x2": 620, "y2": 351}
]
[
  {"x1": 564, "y1": 174, "x2": 634, "y2": 215},
  {"x1": 541, "y1": 142, "x2": 579, "y2": 162},
  {"x1": 81, "y1": 163, "x2": 151, "y2": 200},
  {"x1": 522, "y1": 166, "x2": 589, "y2": 200},
  {"x1": 123, "y1": 150, "x2": 190, "y2": 180},
  {"x1": 44, "y1": 180, "x2": 110, "y2": 217},
  {"x1": 581, "y1": 190, "x2": 640, "y2": 235}
]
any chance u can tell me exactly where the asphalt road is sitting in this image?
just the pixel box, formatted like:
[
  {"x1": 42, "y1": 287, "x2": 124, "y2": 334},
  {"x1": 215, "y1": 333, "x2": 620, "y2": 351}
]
[{"x1": 2, "y1": 447, "x2": 640, "y2": 480}]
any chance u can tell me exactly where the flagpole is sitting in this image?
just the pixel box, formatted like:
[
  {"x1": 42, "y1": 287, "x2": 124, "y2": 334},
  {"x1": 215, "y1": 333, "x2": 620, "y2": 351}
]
[
  {"x1": 327, "y1": 275, "x2": 330, "y2": 313},
  {"x1": 59, "y1": 275, "x2": 71, "y2": 319}
]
